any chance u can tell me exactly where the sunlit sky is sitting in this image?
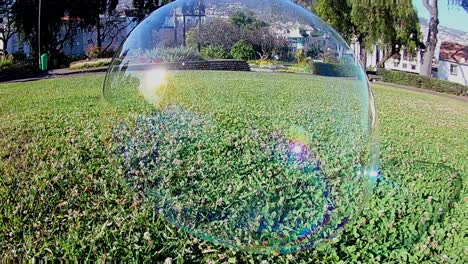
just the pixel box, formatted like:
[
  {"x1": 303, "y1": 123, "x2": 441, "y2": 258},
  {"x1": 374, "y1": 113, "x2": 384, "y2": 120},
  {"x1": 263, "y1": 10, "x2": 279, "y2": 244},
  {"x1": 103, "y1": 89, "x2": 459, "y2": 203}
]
[{"x1": 412, "y1": 0, "x2": 468, "y2": 32}]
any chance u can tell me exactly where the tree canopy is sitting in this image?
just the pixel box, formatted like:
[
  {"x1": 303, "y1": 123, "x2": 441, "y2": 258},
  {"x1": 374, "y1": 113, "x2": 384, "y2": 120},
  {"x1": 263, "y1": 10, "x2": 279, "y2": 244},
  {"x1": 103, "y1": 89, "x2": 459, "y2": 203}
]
[
  {"x1": 132, "y1": 0, "x2": 173, "y2": 21},
  {"x1": 11, "y1": 0, "x2": 120, "y2": 64},
  {"x1": 313, "y1": 0, "x2": 422, "y2": 67},
  {"x1": 0, "y1": 0, "x2": 16, "y2": 55}
]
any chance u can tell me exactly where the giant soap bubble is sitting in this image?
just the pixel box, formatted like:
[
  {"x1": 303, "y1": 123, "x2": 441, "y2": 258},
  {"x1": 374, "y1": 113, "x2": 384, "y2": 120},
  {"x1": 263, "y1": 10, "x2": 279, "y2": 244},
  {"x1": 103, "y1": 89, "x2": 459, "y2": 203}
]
[{"x1": 103, "y1": 0, "x2": 378, "y2": 254}]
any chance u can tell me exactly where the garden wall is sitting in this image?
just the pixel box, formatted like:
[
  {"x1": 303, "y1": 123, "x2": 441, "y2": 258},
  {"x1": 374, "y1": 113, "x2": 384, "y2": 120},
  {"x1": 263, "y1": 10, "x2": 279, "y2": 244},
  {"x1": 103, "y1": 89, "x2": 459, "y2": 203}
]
[{"x1": 125, "y1": 60, "x2": 251, "y2": 72}]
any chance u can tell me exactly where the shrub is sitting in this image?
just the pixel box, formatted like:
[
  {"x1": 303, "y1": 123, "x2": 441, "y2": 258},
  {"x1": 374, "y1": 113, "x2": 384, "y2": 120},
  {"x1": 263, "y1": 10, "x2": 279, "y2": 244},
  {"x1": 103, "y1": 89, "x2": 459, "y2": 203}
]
[
  {"x1": 0, "y1": 55, "x2": 14, "y2": 71},
  {"x1": 201, "y1": 45, "x2": 232, "y2": 59},
  {"x1": 69, "y1": 58, "x2": 113, "y2": 70},
  {"x1": 379, "y1": 69, "x2": 468, "y2": 96},
  {"x1": 230, "y1": 40, "x2": 255, "y2": 61},
  {"x1": 254, "y1": 59, "x2": 275, "y2": 66},
  {"x1": 311, "y1": 62, "x2": 362, "y2": 78},
  {"x1": 295, "y1": 49, "x2": 311, "y2": 66},
  {"x1": 86, "y1": 46, "x2": 102, "y2": 59},
  {"x1": 0, "y1": 63, "x2": 38, "y2": 82},
  {"x1": 187, "y1": 20, "x2": 243, "y2": 51},
  {"x1": 128, "y1": 47, "x2": 203, "y2": 63},
  {"x1": 144, "y1": 47, "x2": 203, "y2": 62},
  {"x1": 12, "y1": 51, "x2": 27, "y2": 63}
]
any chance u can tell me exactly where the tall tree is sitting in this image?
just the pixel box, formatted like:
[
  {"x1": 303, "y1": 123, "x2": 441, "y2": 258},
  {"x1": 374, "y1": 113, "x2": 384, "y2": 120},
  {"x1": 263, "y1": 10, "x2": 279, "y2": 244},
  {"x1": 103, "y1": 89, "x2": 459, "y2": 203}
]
[
  {"x1": 0, "y1": 0, "x2": 16, "y2": 55},
  {"x1": 75, "y1": 0, "x2": 119, "y2": 50},
  {"x1": 420, "y1": 0, "x2": 467, "y2": 77},
  {"x1": 13, "y1": 0, "x2": 76, "y2": 61},
  {"x1": 133, "y1": 0, "x2": 173, "y2": 22},
  {"x1": 313, "y1": 0, "x2": 365, "y2": 65},
  {"x1": 314, "y1": 0, "x2": 421, "y2": 68},
  {"x1": 420, "y1": 0, "x2": 438, "y2": 77},
  {"x1": 12, "y1": 0, "x2": 121, "y2": 63},
  {"x1": 352, "y1": 1, "x2": 422, "y2": 68}
]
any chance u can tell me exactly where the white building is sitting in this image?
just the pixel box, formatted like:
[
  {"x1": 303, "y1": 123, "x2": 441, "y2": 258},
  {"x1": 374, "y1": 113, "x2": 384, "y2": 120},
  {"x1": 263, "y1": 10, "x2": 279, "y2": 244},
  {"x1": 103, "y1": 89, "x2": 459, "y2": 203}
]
[
  {"x1": 6, "y1": 15, "x2": 136, "y2": 58},
  {"x1": 384, "y1": 49, "x2": 422, "y2": 74},
  {"x1": 352, "y1": 42, "x2": 422, "y2": 73},
  {"x1": 438, "y1": 41, "x2": 468, "y2": 86}
]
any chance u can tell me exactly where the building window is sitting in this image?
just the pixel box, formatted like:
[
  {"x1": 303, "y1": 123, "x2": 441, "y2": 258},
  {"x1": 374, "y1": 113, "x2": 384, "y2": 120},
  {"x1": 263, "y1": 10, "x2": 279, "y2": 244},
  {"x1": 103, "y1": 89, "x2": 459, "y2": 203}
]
[
  {"x1": 393, "y1": 61, "x2": 399, "y2": 67},
  {"x1": 450, "y1": 64, "x2": 458, "y2": 76},
  {"x1": 402, "y1": 63, "x2": 407, "y2": 69},
  {"x1": 411, "y1": 65, "x2": 416, "y2": 70}
]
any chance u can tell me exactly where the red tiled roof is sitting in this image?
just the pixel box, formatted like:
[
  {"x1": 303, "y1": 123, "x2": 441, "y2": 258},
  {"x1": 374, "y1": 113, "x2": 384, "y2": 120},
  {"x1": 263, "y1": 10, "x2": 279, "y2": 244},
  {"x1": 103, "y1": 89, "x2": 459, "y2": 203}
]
[{"x1": 439, "y1": 41, "x2": 468, "y2": 64}]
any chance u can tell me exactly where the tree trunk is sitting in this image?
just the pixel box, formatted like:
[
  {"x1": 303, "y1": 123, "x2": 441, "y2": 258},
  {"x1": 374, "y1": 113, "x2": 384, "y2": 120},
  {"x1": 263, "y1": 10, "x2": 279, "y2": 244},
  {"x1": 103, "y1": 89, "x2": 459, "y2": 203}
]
[
  {"x1": 359, "y1": 41, "x2": 367, "y2": 69},
  {"x1": 420, "y1": 0, "x2": 438, "y2": 77},
  {"x1": 183, "y1": 15, "x2": 186, "y2": 47},
  {"x1": 3, "y1": 40, "x2": 8, "y2": 55},
  {"x1": 173, "y1": 10, "x2": 178, "y2": 47},
  {"x1": 97, "y1": 16, "x2": 102, "y2": 50},
  {"x1": 377, "y1": 47, "x2": 398, "y2": 68}
]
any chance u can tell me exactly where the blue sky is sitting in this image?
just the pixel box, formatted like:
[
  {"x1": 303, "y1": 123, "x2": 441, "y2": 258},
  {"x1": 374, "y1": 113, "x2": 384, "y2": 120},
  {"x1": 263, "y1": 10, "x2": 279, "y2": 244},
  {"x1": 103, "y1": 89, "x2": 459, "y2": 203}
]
[{"x1": 412, "y1": 0, "x2": 468, "y2": 32}]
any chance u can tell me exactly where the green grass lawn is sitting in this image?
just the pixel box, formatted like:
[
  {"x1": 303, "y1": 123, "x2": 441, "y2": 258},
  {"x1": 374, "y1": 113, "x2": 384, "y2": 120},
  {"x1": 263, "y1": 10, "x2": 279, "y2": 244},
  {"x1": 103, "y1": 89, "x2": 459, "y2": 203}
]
[{"x1": 0, "y1": 73, "x2": 466, "y2": 262}]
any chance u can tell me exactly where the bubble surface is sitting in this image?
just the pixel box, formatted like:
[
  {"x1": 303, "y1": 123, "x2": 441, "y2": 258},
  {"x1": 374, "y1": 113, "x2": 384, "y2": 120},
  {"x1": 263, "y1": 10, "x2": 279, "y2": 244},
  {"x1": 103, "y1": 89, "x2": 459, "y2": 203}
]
[{"x1": 103, "y1": 0, "x2": 377, "y2": 253}]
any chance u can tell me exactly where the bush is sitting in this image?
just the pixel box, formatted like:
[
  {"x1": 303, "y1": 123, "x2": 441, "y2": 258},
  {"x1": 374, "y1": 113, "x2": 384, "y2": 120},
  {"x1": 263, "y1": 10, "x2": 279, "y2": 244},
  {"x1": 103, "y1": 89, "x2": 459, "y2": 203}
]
[
  {"x1": 86, "y1": 46, "x2": 102, "y2": 59},
  {"x1": 379, "y1": 69, "x2": 468, "y2": 96},
  {"x1": 295, "y1": 49, "x2": 311, "y2": 66},
  {"x1": 0, "y1": 55, "x2": 14, "y2": 71},
  {"x1": 201, "y1": 45, "x2": 232, "y2": 59},
  {"x1": 0, "y1": 63, "x2": 39, "y2": 82},
  {"x1": 86, "y1": 46, "x2": 115, "y2": 59},
  {"x1": 145, "y1": 47, "x2": 202, "y2": 62},
  {"x1": 230, "y1": 40, "x2": 255, "y2": 61},
  {"x1": 254, "y1": 59, "x2": 275, "y2": 66},
  {"x1": 69, "y1": 58, "x2": 113, "y2": 70},
  {"x1": 128, "y1": 47, "x2": 203, "y2": 63},
  {"x1": 311, "y1": 62, "x2": 363, "y2": 78},
  {"x1": 11, "y1": 51, "x2": 27, "y2": 63}
]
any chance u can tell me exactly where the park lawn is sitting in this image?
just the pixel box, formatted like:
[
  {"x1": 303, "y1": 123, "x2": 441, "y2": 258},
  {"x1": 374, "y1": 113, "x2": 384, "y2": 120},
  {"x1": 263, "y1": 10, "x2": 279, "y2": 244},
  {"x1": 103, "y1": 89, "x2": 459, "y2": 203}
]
[{"x1": 0, "y1": 74, "x2": 466, "y2": 262}]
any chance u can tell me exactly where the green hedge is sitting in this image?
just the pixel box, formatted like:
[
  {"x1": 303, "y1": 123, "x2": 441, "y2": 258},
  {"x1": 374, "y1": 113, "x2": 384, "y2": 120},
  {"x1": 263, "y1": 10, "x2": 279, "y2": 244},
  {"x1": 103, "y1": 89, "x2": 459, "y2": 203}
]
[
  {"x1": 311, "y1": 62, "x2": 363, "y2": 78},
  {"x1": 230, "y1": 40, "x2": 255, "y2": 61},
  {"x1": 379, "y1": 68, "x2": 468, "y2": 96}
]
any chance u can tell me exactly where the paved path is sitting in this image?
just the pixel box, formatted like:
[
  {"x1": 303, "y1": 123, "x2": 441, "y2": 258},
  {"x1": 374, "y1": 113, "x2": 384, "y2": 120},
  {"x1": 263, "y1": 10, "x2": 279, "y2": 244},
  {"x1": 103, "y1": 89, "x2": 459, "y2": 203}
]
[
  {"x1": 1, "y1": 67, "x2": 107, "y2": 84},
  {"x1": 373, "y1": 81, "x2": 468, "y2": 103}
]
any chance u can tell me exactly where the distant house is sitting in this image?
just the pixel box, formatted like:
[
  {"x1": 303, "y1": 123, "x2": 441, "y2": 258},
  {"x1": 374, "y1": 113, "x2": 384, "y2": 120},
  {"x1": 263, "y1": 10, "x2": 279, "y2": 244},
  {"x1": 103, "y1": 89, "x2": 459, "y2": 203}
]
[
  {"x1": 384, "y1": 49, "x2": 422, "y2": 74},
  {"x1": 356, "y1": 43, "x2": 422, "y2": 74},
  {"x1": 286, "y1": 29, "x2": 307, "y2": 51},
  {"x1": 6, "y1": 34, "x2": 31, "y2": 56},
  {"x1": 438, "y1": 41, "x2": 468, "y2": 86}
]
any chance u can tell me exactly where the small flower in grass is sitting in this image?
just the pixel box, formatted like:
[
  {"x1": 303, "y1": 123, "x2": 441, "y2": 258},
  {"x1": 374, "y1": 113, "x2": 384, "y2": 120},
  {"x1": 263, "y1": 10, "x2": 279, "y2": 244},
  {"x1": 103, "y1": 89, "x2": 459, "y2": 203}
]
[
  {"x1": 427, "y1": 196, "x2": 433, "y2": 203},
  {"x1": 172, "y1": 159, "x2": 183, "y2": 166},
  {"x1": 378, "y1": 209, "x2": 384, "y2": 217},
  {"x1": 143, "y1": 231, "x2": 151, "y2": 241}
]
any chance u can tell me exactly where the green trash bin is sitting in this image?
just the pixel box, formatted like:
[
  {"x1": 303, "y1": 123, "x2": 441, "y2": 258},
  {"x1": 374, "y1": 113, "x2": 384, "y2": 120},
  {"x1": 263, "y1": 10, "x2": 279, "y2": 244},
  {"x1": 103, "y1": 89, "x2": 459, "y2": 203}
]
[{"x1": 40, "y1": 53, "x2": 48, "y2": 71}]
